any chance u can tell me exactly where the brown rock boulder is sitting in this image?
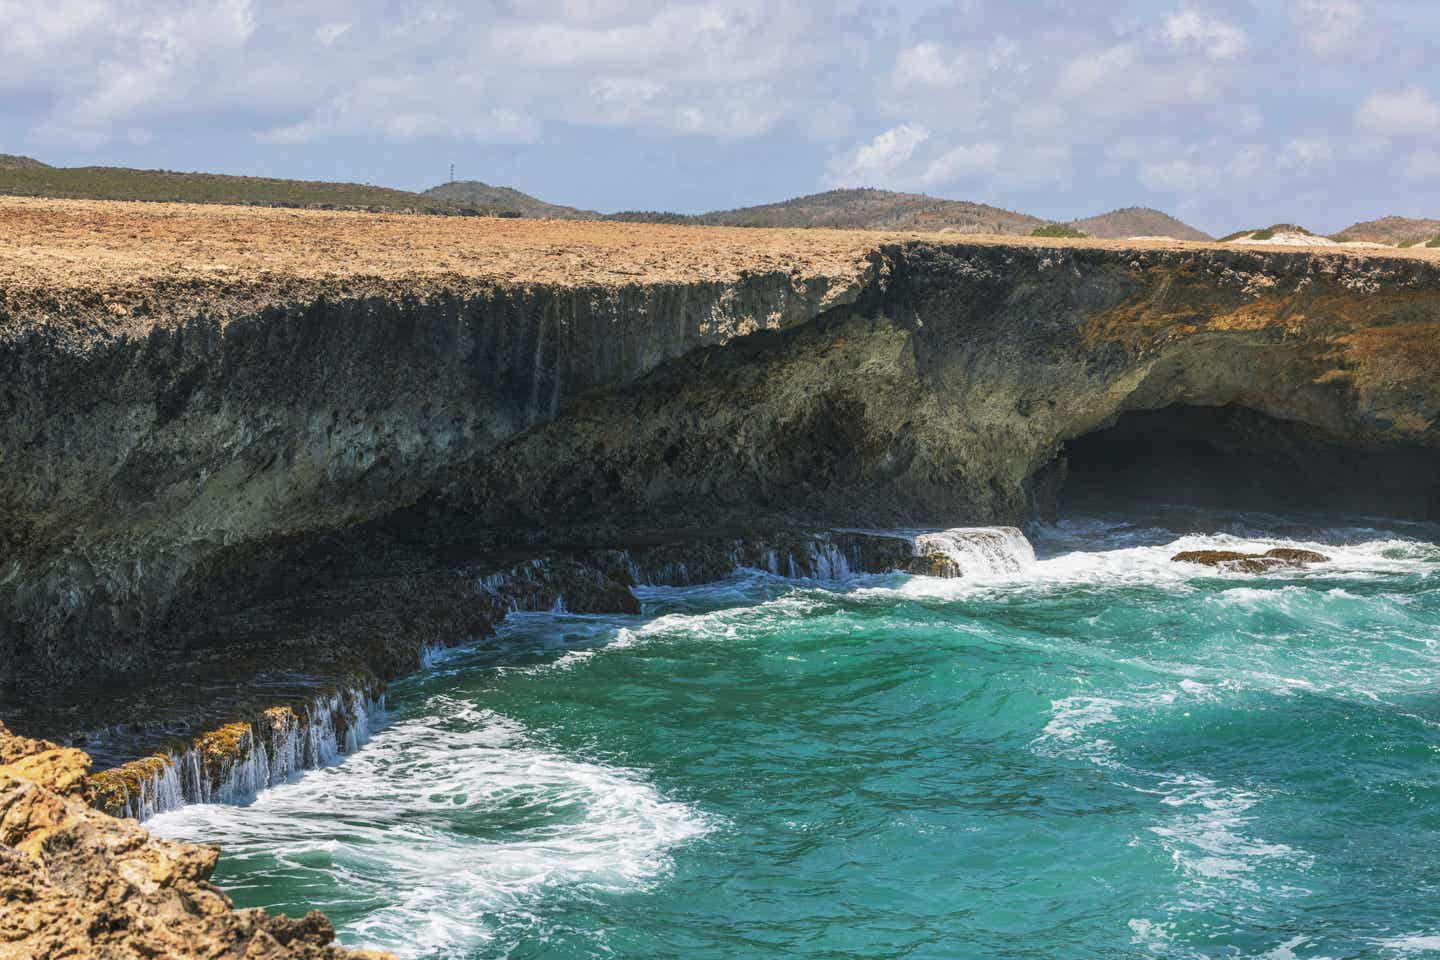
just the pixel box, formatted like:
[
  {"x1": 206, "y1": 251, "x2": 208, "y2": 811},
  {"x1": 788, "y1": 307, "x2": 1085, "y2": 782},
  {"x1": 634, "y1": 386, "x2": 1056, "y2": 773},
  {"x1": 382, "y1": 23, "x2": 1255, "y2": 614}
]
[{"x1": 1172, "y1": 547, "x2": 1330, "y2": 573}]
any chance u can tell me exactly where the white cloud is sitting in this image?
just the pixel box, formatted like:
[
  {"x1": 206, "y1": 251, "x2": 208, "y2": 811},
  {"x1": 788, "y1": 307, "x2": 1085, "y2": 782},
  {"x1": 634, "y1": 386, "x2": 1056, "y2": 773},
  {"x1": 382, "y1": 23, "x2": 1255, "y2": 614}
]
[
  {"x1": 1232, "y1": 106, "x2": 1263, "y2": 131},
  {"x1": 671, "y1": 96, "x2": 780, "y2": 138},
  {"x1": 916, "y1": 142, "x2": 1001, "y2": 186},
  {"x1": 1228, "y1": 145, "x2": 1265, "y2": 177},
  {"x1": 313, "y1": 21, "x2": 350, "y2": 47},
  {"x1": 1291, "y1": 0, "x2": 1364, "y2": 54},
  {"x1": 1057, "y1": 44, "x2": 1135, "y2": 98},
  {"x1": 1406, "y1": 151, "x2": 1440, "y2": 179},
  {"x1": 854, "y1": 124, "x2": 930, "y2": 172},
  {"x1": 1162, "y1": 9, "x2": 1248, "y2": 60},
  {"x1": 1141, "y1": 159, "x2": 1216, "y2": 192},
  {"x1": 1014, "y1": 102, "x2": 1062, "y2": 131},
  {"x1": 892, "y1": 43, "x2": 973, "y2": 89},
  {"x1": 488, "y1": 3, "x2": 806, "y2": 84},
  {"x1": 588, "y1": 76, "x2": 666, "y2": 124},
  {"x1": 267, "y1": 68, "x2": 540, "y2": 146},
  {"x1": 1357, "y1": 86, "x2": 1440, "y2": 136},
  {"x1": 1279, "y1": 138, "x2": 1330, "y2": 166},
  {"x1": 986, "y1": 37, "x2": 1023, "y2": 73},
  {"x1": 1056, "y1": 42, "x2": 1214, "y2": 113},
  {"x1": 826, "y1": 123, "x2": 930, "y2": 185},
  {"x1": 74, "y1": 0, "x2": 255, "y2": 127}
]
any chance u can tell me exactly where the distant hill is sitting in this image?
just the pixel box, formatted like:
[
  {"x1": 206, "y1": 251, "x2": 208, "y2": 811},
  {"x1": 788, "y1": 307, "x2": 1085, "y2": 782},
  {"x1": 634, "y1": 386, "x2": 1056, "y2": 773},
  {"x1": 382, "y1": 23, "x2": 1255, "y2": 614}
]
[
  {"x1": 636, "y1": 188, "x2": 1049, "y2": 235},
  {"x1": 0, "y1": 154, "x2": 49, "y2": 170},
  {"x1": 422, "y1": 180, "x2": 600, "y2": 219},
  {"x1": 0, "y1": 155, "x2": 1215, "y2": 243},
  {"x1": 0, "y1": 158, "x2": 472, "y2": 213},
  {"x1": 1336, "y1": 216, "x2": 1440, "y2": 246},
  {"x1": 1069, "y1": 207, "x2": 1211, "y2": 242},
  {"x1": 607, "y1": 191, "x2": 1210, "y2": 240}
]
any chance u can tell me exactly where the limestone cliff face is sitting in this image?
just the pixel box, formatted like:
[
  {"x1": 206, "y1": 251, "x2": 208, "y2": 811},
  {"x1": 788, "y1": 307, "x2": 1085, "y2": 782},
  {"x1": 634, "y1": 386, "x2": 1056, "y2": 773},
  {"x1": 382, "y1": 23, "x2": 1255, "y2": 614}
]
[
  {"x1": 445, "y1": 243, "x2": 1440, "y2": 529},
  {"x1": 3, "y1": 232, "x2": 1439, "y2": 678},
  {"x1": 1, "y1": 269, "x2": 870, "y2": 676}
]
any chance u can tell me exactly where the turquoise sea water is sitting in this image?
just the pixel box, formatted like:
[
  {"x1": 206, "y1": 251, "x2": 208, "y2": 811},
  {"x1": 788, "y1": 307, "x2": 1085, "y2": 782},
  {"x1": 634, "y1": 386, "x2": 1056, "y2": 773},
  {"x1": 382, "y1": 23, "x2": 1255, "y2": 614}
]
[{"x1": 151, "y1": 511, "x2": 1440, "y2": 959}]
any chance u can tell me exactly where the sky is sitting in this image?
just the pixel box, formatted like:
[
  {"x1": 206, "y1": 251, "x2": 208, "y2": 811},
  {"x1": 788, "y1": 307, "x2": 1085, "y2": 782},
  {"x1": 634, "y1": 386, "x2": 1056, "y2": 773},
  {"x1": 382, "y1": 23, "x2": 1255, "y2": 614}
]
[{"x1": 1, "y1": 0, "x2": 1438, "y2": 235}]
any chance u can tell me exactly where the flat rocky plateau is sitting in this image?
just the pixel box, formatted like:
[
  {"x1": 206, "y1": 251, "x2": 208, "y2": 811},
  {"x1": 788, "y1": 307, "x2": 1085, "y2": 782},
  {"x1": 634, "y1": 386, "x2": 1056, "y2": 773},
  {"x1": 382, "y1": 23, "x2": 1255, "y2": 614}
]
[
  {"x1": 6, "y1": 195, "x2": 1436, "y2": 334},
  {"x1": 3, "y1": 196, "x2": 1440, "y2": 957}
]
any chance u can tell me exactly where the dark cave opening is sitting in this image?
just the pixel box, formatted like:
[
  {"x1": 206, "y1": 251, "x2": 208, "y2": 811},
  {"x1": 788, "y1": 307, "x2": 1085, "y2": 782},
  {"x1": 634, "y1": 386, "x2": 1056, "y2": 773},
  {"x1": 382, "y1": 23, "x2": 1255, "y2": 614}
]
[{"x1": 1059, "y1": 404, "x2": 1440, "y2": 520}]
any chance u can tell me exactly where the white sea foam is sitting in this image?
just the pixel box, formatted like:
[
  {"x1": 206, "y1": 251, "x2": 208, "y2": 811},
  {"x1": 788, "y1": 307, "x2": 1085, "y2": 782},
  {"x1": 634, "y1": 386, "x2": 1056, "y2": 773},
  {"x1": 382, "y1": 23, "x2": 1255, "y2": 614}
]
[
  {"x1": 1373, "y1": 935, "x2": 1440, "y2": 954},
  {"x1": 1035, "y1": 679, "x2": 1311, "y2": 924},
  {"x1": 105, "y1": 687, "x2": 381, "y2": 820},
  {"x1": 1147, "y1": 774, "x2": 1306, "y2": 888},
  {"x1": 148, "y1": 698, "x2": 709, "y2": 958},
  {"x1": 914, "y1": 526, "x2": 1037, "y2": 574},
  {"x1": 864, "y1": 514, "x2": 1438, "y2": 604}
]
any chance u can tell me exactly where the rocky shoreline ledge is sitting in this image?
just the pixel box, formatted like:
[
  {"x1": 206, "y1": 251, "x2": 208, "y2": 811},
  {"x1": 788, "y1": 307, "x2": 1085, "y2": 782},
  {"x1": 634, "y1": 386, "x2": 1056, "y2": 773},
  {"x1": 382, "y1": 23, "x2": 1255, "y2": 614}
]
[
  {"x1": 0, "y1": 720, "x2": 390, "y2": 959},
  {"x1": 58, "y1": 526, "x2": 1025, "y2": 822}
]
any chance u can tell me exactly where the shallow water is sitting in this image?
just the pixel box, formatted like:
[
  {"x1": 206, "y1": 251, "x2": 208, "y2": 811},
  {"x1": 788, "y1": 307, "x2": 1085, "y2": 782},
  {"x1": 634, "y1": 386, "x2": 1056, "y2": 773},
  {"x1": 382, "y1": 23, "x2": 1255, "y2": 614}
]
[{"x1": 150, "y1": 510, "x2": 1440, "y2": 959}]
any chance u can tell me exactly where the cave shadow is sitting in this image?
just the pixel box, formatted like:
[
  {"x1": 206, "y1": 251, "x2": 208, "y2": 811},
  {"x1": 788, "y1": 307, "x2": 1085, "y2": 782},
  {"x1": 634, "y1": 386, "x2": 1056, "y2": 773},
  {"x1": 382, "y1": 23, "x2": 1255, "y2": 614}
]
[{"x1": 1058, "y1": 404, "x2": 1440, "y2": 524}]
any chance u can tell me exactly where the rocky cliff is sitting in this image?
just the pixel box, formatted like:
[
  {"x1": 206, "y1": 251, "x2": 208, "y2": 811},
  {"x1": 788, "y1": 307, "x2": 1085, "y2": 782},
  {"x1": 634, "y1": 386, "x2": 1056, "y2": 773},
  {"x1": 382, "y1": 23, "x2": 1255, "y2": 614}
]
[
  {"x1": 0, "y1": 720, "x2": 390, "y2": 959},
  {"x1": 3, "y1": 197, "x2": 1440, "y2": 687}
]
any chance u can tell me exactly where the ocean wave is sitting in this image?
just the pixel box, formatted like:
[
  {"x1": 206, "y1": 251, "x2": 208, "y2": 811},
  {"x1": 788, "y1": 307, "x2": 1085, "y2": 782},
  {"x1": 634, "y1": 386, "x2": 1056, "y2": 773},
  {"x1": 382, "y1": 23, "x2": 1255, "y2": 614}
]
[{"x1": 148, "y1": 698, "x2": 709, "y2": 958}]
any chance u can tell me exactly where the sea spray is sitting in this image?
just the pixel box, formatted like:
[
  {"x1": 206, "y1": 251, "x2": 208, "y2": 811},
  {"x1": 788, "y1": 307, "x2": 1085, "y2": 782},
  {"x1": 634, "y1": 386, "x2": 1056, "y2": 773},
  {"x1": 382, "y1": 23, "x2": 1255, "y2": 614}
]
[{"x1": 89, "y1": 685, "x2": 382, "y2": 820}]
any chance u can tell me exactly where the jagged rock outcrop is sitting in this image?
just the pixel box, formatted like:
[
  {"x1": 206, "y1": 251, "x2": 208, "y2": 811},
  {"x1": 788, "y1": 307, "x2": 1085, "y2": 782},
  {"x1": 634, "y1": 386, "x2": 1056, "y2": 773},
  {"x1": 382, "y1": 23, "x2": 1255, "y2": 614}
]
[
  {"x1": 0, "y1": 721, "x2": 390, "y2": 959},
  {"x1": 3, "y1": 199, "x2": 1440, "y2": 681}
]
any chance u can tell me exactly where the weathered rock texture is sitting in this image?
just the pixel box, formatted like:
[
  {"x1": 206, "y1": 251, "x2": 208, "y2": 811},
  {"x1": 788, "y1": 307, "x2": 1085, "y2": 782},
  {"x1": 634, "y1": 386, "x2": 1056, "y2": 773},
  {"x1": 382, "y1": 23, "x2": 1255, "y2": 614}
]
[
  {"x1": 1172, "y1": 548, "x2": 1330, "y2": 574},
  {"x1": 0, "y1": 720, "x2": 390, "y2": 959},
  {"x1": 4, "y1": 198, "x2": 1440, "y2": 682}
]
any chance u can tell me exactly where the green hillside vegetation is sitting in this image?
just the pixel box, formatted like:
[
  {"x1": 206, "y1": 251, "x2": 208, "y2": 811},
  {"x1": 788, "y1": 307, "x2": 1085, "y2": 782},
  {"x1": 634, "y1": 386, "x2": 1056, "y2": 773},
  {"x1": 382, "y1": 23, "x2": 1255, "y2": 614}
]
[
  {"x1": 606, "y1": 210, "x2": 695, "y2": 224},
  {"x1": 0, "y1": 154, "x2": 50, "y2": 170},
  {"x1": 1032, "y1": 224, "x2": 1088, "y2": 238},
  {"x1": 422, "y1": 180, "x2": 600, "y2": 219},
  {"x1": 0, "y1": 160, "x2": 473, "y2": 213},
  {"x1": 676, "y1": 188, "x2": 1047, "y2": 234},
  {"x1": 1221, "y1": 224, "x2": 1315, "y2": 242}
]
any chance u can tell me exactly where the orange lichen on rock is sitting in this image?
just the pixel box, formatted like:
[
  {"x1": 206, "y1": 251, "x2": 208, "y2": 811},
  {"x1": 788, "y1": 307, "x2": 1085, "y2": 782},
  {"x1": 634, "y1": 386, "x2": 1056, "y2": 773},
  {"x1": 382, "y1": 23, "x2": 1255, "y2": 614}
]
[{"x1": 0, "y1": 720, "x2": 390, "y2": 960}]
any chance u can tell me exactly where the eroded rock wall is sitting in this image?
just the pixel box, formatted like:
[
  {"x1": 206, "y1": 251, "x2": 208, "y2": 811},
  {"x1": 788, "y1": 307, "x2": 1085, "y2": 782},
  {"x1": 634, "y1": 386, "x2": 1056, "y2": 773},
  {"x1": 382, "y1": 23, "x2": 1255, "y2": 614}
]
[
  {"x1": 4, "y1": 240, "x2": 1440, "y2": 678},
  {"x1": 442, "y1": 243, "x2": 1440, "y2": 532},
  {"x1": 0, "y1": 720, "x2": 390, "y2": 959},
  {"x1": 1, "y1": 269, "x2": 870, "y2": 676}
]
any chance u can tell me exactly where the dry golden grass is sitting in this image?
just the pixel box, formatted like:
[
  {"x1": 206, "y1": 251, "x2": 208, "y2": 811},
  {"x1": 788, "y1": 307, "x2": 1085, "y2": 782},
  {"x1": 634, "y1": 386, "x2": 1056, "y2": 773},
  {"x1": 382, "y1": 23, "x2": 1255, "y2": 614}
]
[
  {"x1": 2, "y1": 195, "x2": 1437, "y2": 342},
  {"x1": 6, "y1": 195, "x2": 1436, "y2": 288}
]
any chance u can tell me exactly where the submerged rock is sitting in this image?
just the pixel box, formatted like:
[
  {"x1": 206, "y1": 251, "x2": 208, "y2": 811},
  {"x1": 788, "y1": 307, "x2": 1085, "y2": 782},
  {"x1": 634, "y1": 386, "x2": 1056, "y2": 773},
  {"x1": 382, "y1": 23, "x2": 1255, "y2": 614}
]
[
  {"x1": 0, "y1": 721, "x2": 390, "y2": 960},
  {"x1": 1263, "y1": 548, "x2": 1330, "y2": 565},
  {"x1": 1172, "y1": 548, "x2": 1330, "y2": 573}
]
